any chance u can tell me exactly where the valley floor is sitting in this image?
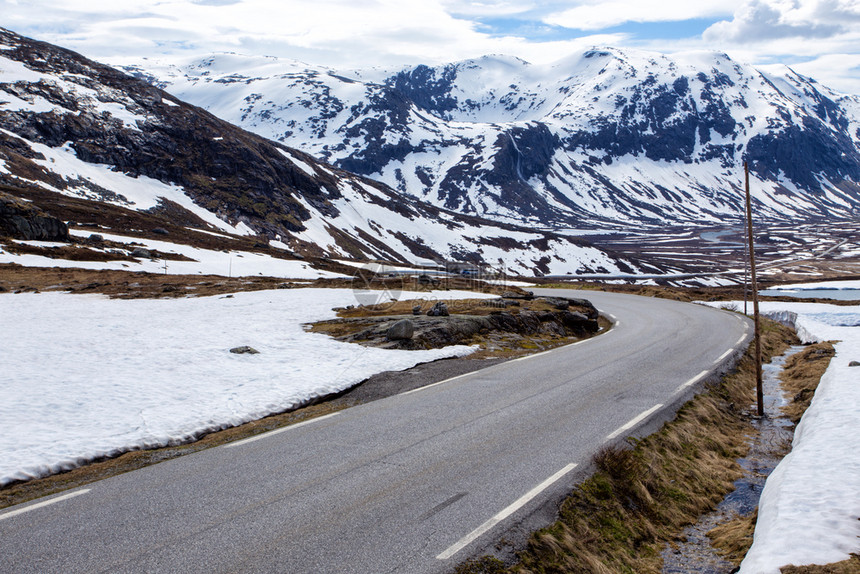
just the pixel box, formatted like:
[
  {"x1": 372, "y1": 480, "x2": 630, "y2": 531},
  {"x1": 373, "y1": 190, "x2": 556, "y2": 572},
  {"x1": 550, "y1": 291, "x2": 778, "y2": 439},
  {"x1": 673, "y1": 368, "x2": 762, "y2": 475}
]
[{"x1": 0, "y1": 269, "x2": 857, "y2": 573}]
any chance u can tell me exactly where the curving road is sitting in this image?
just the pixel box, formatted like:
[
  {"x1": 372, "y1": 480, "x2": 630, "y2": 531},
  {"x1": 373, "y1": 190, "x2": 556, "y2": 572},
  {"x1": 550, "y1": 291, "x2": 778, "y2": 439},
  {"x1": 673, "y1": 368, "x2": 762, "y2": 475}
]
[{"x1": 0, "y1": 289, "x2": 751, "y2": 574}]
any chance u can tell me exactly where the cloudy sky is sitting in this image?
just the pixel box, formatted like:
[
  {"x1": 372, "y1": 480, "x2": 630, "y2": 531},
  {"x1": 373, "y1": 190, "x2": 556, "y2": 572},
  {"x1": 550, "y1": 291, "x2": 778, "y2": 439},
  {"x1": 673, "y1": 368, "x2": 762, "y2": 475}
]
[{"x1": 2, "y1": 0, "x2": 859, "y2": 93}]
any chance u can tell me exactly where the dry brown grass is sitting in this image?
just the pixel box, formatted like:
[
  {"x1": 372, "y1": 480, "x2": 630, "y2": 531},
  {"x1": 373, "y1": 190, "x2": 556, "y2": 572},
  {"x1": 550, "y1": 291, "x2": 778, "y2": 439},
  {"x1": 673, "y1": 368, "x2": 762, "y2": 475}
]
[
  {"x1": 707, "y1": 509, "x2": 758, "y2": 568},
  {"x1": 458, "y1": 319, "x2": 799, "y2": 574},
  {"x1": 779, "y1": 342, "x2": 836, "y2": 423},
  {"x1": 333, "y1": 296, "x2": 560, "y2": 319},
  {"x1": 781, "y1": 554, "x2": 860, "y2": 573},
  {"x1": 0, "y1": 263, "x2": 332, "y2": 298}
]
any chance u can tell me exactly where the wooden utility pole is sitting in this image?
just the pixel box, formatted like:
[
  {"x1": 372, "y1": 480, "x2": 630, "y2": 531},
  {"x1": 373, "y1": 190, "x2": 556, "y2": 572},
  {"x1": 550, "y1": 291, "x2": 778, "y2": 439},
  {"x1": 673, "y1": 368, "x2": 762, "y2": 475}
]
[{"x1": 744, "y1": 162, "x2": 764, "y2": 416}]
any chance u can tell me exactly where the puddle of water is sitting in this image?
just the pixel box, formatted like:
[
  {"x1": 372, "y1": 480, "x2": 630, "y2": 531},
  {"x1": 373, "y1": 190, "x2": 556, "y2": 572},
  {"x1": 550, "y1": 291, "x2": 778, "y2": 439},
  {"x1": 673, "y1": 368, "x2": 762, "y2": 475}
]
[{"x1": 661, "y1": 346, "x2": 804, "y2": 574}]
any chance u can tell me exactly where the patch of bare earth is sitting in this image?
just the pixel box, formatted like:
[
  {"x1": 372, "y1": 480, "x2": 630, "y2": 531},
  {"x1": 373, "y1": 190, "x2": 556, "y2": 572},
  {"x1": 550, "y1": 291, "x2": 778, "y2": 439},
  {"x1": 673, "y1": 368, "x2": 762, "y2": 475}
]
[{"x1": 308, "y1": 295, "x2": 608, "y2": 358}]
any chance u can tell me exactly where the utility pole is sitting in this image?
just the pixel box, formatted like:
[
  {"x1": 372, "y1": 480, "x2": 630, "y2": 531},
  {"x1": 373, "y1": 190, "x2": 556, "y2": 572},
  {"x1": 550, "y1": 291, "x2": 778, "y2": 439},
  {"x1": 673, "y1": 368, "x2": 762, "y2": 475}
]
[
  {"x1": 744, "y1": 162, "x2": 764, "y2": 417},
  {"x1": 743, "y1": 222, "x2": 749, "y2": 316}
]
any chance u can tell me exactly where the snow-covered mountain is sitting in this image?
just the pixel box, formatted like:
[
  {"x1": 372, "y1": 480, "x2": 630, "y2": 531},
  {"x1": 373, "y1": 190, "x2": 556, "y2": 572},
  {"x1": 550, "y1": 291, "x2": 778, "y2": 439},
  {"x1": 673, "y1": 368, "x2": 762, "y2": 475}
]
[
  {"x1": 0, "y1": 28, "x2": 644, "y2": 276},
  {"x1": 124, "y1": 48, "x2": 860, "y2": 227}
]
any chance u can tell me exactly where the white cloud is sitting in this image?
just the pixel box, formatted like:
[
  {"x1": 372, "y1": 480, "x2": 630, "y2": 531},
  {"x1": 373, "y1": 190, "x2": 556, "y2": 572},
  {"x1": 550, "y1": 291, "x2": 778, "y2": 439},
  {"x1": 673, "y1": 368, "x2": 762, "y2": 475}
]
[
  {"x1": 545, "y1": 0, "x2": 741, "y2": 31},
  {"x1": 703, "y1": 0, "x2": 858, "y2": 42},
  {"x1": 0, "y1": 0, "x2": 857, "y2": 94},
  {"x1": 779, "y1": 53, "x2": 860, "y2": 95}
]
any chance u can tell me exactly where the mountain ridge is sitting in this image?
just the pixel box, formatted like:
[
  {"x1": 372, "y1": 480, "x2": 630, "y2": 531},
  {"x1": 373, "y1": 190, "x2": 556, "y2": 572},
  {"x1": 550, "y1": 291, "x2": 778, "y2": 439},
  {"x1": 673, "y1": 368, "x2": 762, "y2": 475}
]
[
  {"x1": 123, "y1": 46, "x2": 860, "y2": 228},
  {"x1": 0, "y1": 28, "x2": 641, "y2": 276}
]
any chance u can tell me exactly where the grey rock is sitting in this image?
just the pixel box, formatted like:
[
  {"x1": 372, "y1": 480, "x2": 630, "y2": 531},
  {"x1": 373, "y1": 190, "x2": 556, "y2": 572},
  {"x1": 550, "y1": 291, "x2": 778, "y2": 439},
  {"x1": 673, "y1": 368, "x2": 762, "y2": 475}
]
[
  {"x1": 89, "y1": 233, "x2": 104, "y2": 242},
  {"x1": 501, "y1": 290, "x2": 532, "y2": 300},
  {"x1": 562, "y1": 311, "x2": 599, "y2": 333},
  {"x1": 152, "y1": 227, "x2": 169, "y2": 235},
  {"x1": 0, "y1": 191, "x2": 69, "y2": 241},
  {"x1": 230, "y1": 346, "x2": 260, "y2": 354},
  {"x1": 849, "y1": 361, "x2": 860, "y2": 367},
  {"x1": 387, "y1": 319, "x2": 415, "y2": 341},
  {"x1": 131, "y1": 247, "x2": 151, "y2": 258},
  {"x1": 427, "y1": 301, "x2": 450, "y2": 317},
  {"x1": 412, "y1": 305, "x2": 422, "y2": 315}
]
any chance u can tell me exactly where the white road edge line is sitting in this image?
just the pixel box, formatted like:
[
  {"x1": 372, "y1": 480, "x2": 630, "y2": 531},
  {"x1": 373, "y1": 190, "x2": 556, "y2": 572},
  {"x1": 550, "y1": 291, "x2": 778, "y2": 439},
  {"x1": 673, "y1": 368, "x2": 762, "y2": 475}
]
[
  {"x1": 407, "y1": 333, "x2": 603, "y2": 391},
  {"x1": 735, "y1": 333, "x2": 747, "y2": 347},
  {"x1": 606, "y1": 404, "x2": 664, "y2": 440},
  {"x1": 713, "y1": 348, "x2": 733, "y2": 365},
  {"x1": 224, "y1": 412, "x2": 340, "y2": 448},
  {"x1": 0, "y1": 489, "x2": 90, "y2": 522},
  {"x1": 673, "y1": 370, "x2": 710, "y2": 395},
  {"x1": 399, "y1": 372, "x2": 474, "y2": 397},
  {"x1": 436, "y1": 463, "x2": 578, "y2": 560},
  {"x1": 512, "y1": 349, "x2": 553, "y2": 363}
]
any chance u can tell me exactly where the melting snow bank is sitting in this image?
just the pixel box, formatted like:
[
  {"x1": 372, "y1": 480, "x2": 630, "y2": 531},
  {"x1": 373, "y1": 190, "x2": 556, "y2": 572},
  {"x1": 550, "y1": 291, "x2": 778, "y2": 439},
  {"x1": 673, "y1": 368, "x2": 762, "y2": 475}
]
[
  {"x1": 0, "y1": 288, "x2": 493, "y2": 486},
  {"x1": 703, "y1": 301, "x2": 860, "y2": 572}
]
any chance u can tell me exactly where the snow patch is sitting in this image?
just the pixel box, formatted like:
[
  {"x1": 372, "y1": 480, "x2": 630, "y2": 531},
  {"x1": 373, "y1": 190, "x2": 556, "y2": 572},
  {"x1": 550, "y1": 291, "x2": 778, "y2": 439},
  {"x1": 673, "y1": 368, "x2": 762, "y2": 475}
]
[{"x1": 0, "y1": 288, "x2": 485, "y2": 485}]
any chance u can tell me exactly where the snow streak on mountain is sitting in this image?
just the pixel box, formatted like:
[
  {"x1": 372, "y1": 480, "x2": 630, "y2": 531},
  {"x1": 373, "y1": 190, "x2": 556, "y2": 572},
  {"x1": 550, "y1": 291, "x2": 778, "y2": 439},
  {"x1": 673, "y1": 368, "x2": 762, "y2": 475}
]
[{"x1": 126, "y1": 48, "x2": 860, "y2": 228}]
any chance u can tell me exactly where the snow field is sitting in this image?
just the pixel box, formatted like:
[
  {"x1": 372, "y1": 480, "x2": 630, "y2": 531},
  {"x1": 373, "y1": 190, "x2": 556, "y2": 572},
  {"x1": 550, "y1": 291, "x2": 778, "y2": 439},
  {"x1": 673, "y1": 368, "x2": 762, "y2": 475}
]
[{"x1": 0, "y1": 288, "x2": 495, "y2": 486}]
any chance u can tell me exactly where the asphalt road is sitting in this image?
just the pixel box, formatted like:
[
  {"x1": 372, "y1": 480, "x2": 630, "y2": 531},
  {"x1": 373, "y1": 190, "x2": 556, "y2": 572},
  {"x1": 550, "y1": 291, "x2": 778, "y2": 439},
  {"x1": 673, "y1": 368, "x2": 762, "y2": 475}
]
[{"x1": 0, "y1": 289, "x2": 751, "y2": 574}]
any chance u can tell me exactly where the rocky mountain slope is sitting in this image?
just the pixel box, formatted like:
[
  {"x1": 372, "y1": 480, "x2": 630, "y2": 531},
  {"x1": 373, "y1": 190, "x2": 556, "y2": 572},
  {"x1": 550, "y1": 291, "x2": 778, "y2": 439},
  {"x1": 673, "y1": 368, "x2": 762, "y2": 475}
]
[
  {"x1": 0, "y1": 28, "x2": 643, "y2": 276},
  {"x1": 126, "y1": 48, "x2": 860, "y2": 227}
]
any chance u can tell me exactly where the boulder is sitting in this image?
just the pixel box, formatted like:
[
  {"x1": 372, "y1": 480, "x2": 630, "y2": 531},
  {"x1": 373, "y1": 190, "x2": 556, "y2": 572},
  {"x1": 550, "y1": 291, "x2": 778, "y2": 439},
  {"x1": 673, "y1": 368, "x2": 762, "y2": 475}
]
[
  {"x1": 131, "y1": 247, "x2": 151, "y2": 258},
  {"x1": 387, "y1": 319, "x2": 415, "y2": 341},
  {"x1": 501, "y1": 290, "x2": 533, "y2": 300},
  {"x1": 412, "y1": 305, "x2": 422, "y2": 315},
  {"x1": 230, "y1": 346, "x2": 260, "y2": 354},
  {"x1": 849, "y1": 361, "x2": 860, "y2": 367},
  {"x1": 562, "y1": 311, "x2": 599, "y2": 332},
  {"x1": 427, "y1": 301, "x2": 450, "y2": 317}
]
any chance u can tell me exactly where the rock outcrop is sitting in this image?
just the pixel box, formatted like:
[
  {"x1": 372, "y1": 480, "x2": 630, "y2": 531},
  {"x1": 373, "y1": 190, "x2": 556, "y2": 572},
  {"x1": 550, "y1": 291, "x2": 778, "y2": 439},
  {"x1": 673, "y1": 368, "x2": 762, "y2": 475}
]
[{"x1": 0, "y1": 190, "x2": 68, "y2": 241}]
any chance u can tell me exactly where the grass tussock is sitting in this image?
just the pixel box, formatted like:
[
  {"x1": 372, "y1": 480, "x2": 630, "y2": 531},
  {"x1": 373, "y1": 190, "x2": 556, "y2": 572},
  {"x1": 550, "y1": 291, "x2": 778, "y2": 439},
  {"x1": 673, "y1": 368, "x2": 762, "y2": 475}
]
[
  {"x1": 458, "y1": 319, "x2": 798, "y2": 574},
  {"x1": 707, "y1": 509, "x2": 758, "y2": 568}
]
